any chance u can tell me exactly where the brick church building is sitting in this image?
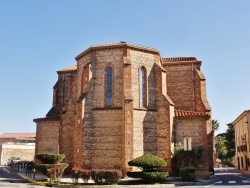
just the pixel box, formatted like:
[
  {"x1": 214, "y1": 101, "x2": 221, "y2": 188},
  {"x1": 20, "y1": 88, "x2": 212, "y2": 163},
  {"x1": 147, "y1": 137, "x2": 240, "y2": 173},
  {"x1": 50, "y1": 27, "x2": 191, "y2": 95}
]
[{"x1": 34, "y1": 42, "x2": 213, "y2": 177}]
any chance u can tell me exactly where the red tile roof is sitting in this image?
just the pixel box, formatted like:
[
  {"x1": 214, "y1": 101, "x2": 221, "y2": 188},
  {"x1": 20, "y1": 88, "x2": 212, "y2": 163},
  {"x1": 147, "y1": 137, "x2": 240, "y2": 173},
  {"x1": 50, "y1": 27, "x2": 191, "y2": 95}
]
[
  {"x1": 175, "y1": 110, "x2": 210, "y2": 118},
  {"x1": 90, "y1": 41, "x2": 158, "y2": 52},
  {"x1": 0, "y1": 133, "x2": 36, "y2": 138},
  {"x1": 75, "y1": 41, "x2": 159, "y2": 60},
  {"x1": 162, "y1": 57, "x2": 199, "y2": 63},
  {"x1": 57, "y1": 65, "x2": 77, "y2": 73}
]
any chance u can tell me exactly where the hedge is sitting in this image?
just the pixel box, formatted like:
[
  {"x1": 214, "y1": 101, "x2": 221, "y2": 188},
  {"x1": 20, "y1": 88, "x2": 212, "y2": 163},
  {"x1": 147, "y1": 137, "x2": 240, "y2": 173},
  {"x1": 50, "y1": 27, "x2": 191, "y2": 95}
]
[
  {"x1": 36, "y1": 153, "x2": 65, "y2": 164},
  {"x1": 35, "y1": 163, "x2": 68, "y2": 176}
]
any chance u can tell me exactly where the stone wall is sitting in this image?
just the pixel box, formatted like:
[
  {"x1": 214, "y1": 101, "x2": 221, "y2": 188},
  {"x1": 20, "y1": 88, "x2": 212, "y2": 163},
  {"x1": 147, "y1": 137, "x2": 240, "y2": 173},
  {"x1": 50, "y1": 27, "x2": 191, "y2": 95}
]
[{"x1": 1, "y1": 144, "x2": 35, "y2": 165}]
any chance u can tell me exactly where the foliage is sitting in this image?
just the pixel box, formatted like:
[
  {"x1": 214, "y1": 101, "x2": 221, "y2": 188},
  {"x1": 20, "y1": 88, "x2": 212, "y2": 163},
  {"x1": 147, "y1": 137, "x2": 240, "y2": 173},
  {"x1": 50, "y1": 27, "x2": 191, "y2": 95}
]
[
  {"x1": 215, "y1": 133, "x2": 227, "y2": 160},
  {"x1": 212, "y1": 119, "x2": 220, "y2": 131},
  {"x1": 225, "y1": 123, "x2": 235, "y2": 158},
  {"x1": 128, "y1": 154, "x2": 167, "y2": 171},
  {"x1": 179, "y1": 167, "x2": 196, "y2": 181},
  {"x1": 215, "y1": 123, "x2": 235, "y2": 161},
  {"x1": 91, "y1": 169, "x2": 122, "y2": 185},
  {"x1": 36, "y1": 153, "x2": 65, "y2": 164},
  {"x1": 71, "y1": 165, "x2": 91, "y2": 184},
  {"x1": 173, "y1": 143, "x2": 203, "y2": 168},
  {"x1": 80, "y1": 170, "x2": 91, "y2": 183},
  {"x1": 35, "y1": 163, "x2": 68, "y2": 176},
  {"x1": 35, "y1": 153, "x2": 68, "y2": 185},
  {"x1": 127, "y1": 171, "x2": 168, "y2": 183},
  {"x1": 127, "y1": 154, "x2": 168, "y2": 183},
  {"x1": 47, "y1": 165, "x2": 65, "y2": 184}
]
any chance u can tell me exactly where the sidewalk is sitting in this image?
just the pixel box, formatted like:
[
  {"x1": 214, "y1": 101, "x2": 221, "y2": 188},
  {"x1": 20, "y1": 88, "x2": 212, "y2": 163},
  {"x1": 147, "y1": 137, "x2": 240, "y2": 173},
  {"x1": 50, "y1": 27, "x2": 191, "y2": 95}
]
[{"x1": 6, "y1": 165, "x2": 216, "y2": 188}]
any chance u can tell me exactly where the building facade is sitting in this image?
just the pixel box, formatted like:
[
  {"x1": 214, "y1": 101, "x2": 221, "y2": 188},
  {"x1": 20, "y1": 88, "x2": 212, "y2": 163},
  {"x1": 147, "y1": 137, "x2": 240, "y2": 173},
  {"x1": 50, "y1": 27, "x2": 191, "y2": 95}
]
[
  {"x1": 34, "y1": 42, "x2": 213, "y2": 177},
  {"x1": 233, "y1": 110, "x2": 250, "y2": 170},
  {"x1": 0, "y1": 133, "x2": 36, "y2": 165}
]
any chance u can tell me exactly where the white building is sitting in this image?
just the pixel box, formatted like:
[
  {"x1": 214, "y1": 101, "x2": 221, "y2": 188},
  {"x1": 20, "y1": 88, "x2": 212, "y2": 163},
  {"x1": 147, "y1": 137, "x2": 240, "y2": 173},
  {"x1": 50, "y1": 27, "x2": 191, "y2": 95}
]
[
  {"x1": 233, "y1": 110, "x2": 250, "y2": 170},
  {"x1": 0, "y1": 133, "x2": 36, "y2": 165}
]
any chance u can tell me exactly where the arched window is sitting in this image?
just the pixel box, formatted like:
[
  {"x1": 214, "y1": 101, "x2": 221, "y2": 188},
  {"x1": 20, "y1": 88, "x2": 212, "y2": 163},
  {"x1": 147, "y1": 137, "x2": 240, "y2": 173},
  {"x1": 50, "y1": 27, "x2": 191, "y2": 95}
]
[
  {"x1": 106, "y1": 66, "x2": 112, "y2": 106},
  {"x1": 139, "y1": 67, "x2": 147, "y2": 107}
]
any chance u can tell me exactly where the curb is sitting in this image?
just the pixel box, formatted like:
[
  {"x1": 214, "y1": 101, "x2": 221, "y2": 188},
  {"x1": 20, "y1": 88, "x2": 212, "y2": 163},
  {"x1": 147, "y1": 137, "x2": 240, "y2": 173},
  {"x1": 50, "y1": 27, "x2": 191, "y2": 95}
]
[{"x1": 3, "y1": 167, "x2": 44, "y2": 186}]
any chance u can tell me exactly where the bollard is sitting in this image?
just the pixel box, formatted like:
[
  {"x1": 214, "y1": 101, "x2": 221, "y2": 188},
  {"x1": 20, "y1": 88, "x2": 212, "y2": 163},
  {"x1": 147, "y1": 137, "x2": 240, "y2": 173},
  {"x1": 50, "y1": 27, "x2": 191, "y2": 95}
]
[{"x1": 33, "y1": 168, "x2": 36, "y2": 179}]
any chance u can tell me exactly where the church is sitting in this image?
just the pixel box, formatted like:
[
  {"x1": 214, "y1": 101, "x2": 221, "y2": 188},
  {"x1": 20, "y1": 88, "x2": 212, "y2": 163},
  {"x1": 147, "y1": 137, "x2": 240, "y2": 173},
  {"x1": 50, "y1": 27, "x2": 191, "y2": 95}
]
[{"x1": 34, "y1": 42, "x2": 213, "y2": 177}]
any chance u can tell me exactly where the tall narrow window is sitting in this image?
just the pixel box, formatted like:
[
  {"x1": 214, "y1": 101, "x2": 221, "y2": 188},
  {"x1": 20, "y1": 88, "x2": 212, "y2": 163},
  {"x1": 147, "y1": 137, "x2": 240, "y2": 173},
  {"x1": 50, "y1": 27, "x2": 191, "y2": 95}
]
[
  {"x1": 139, "y1": 67, "x2": 147, "y2": 107},
  {"x1": 106, "y1": 66, "x2": 112, "y2": 106}
]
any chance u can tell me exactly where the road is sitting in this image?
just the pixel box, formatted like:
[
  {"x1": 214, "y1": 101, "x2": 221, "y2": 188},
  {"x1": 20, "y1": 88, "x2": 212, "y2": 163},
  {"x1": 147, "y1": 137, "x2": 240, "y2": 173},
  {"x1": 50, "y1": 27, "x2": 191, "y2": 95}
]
[
  {"x1": 0, "y1": 166, "x2": 44, "y2": 188},
  {"x1": 184, "y1": 167, "x2": 250, "y2": 188}
]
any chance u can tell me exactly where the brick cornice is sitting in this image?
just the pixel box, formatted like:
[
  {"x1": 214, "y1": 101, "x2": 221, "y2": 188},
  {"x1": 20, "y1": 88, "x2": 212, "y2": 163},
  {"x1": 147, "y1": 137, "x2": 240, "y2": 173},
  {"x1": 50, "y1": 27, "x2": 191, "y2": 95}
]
[{"x1": 33, "y1": 117, "x2": 60, "y2": 122}]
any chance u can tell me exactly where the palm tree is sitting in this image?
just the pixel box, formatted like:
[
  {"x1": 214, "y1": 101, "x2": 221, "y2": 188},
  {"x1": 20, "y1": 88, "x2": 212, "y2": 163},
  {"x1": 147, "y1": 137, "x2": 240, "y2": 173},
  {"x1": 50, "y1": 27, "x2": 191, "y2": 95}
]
[{"x1": 212, "y1": 119, "x2": 220, "y2": 131}]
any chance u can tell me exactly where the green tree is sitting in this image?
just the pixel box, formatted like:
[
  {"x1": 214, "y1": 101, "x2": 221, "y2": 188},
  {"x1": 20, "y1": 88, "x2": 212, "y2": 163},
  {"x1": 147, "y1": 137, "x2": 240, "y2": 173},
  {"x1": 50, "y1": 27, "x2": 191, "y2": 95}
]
[
  {"x1": 173, "y1": 143, "x2": 203, "y2": 168},
  {"x1": 215, "y1": 123, "x2": 235, "y2": 163},
  {"x1": 225, "y1": 123, "x2": 235, "y2": 158},
  {"x1": 215, "y1": 133, "x2": 227, "y2": 160},
  {"x1": 212, "y1": 119, "x2": 220, "y2": 131}
]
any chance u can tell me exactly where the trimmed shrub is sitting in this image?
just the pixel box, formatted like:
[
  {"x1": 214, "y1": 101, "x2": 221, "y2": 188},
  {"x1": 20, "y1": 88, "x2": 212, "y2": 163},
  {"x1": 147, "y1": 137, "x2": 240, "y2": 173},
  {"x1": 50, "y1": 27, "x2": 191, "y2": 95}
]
[
  {"x1": 35, "y1": 163, "x2": 68, "y2": 176},
  {"x1": 47, "y1": 165, "x2": 64, "y2": 183},
  {"x1": 127, "y1": 154, "x2": 168, "y2": 184},
  {"x1": 91, "y1": 169, "x2": 122, "y2": 185},
  {"x1": 71, "y1": 165, "x2": 91, "y2": 184},
  {"x1": 36, "y1": 153, "x2": 65, "y2": 164},
  {"x1": 127, "y1": 171, "x2": 168, "y2": 183},
  {"x1": 128, "y1": 154, "x2": 167, "y2": 171},
  {"x1": 71, "y1": 165, "x2": 81, "y2": 184},
  {"x1": 80, "y1": 170, "x2": 91, "y2": 183},
  {"x1": 179, "y1": 167, "x2": 196, "y2": 181}
]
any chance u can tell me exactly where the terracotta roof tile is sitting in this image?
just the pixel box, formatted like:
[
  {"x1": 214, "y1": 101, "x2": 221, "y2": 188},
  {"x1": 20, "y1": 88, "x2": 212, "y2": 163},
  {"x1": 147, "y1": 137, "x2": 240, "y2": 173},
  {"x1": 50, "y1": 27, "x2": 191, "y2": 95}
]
[
  {"x1": 91, "y1": 41, "x2": 159, "y2": 52},
  {"x1": 76, "y1": 41, "x2": 159, "y2": 60},
  {"x1": 0, "y1": 133, "x2": 36, "y2": 138},
  {"x1": 57, "y1": 65, "x2": 77, "y2": 73},
  {"x1": 175, "y1": 110, "x2": 210, "y2": 118},
  {"x1": 163, "y1": 57, "x2": 198, "y2": 62},
  {"x1": 162, "y1": 57, "x2": 200, "y2": 65}
]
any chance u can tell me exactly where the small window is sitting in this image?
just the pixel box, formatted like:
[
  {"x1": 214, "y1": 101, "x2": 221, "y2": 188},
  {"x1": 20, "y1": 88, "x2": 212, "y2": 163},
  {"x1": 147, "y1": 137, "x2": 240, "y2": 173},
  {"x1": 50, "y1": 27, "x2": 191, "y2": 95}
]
[
  {"x1": 106, "y1": 66, "x2": 112, "y2": 106},
  {"x1": 139, "y1": 67, "x2": 147, "y2": 107}
]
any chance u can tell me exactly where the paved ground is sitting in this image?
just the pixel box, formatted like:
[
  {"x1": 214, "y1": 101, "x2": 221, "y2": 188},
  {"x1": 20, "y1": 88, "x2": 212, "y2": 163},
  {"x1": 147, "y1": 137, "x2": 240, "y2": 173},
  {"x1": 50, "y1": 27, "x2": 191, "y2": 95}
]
[{"x1": 6, "y1": 166, "x2": 216, "y2": 188}]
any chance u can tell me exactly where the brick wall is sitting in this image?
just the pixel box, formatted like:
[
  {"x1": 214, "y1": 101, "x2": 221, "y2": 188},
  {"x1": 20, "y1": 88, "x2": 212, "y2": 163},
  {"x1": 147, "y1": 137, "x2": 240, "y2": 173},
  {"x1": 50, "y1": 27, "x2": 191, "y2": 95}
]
[
  {"x1": 34, "y1": 42, "x2": 213, "y2": 177},
  {"x1": 165, "y1": 63, "x2": 198, "y2": 111},
  {"x1": 35, "y1": 120, "x2": 59, "y2": 155},
  {"x1": 174, "y1": 117, "x2": 210, "y2": 177}
]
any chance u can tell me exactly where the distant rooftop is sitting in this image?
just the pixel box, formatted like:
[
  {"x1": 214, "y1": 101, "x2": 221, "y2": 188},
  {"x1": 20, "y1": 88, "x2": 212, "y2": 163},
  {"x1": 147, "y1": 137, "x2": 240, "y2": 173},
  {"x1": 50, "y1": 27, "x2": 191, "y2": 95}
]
[{"x1": 0, "y1": 133, "x2": 36, "y2": 139}]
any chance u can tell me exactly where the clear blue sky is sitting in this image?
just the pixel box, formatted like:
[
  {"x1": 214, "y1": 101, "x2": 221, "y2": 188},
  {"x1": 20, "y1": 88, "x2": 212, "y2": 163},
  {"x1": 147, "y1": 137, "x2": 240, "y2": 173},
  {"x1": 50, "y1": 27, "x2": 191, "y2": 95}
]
[{"x1": 0, "y1": 0, "x2": 250, "y2": 135}]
